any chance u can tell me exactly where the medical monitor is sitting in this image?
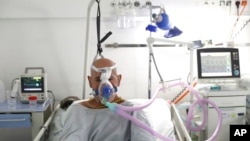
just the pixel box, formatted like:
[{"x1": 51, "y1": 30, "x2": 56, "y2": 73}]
[
  {"x1": 19, "y1": 74, "x2": 47, "y2": 103},
  {"x1": 196, "y1": 48, "x2": 240, "y2": 84}
]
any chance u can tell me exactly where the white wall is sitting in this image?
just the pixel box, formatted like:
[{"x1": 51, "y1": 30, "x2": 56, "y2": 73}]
[{"x1": 0, "y1": 0, "x2": 250, "y2": 102}]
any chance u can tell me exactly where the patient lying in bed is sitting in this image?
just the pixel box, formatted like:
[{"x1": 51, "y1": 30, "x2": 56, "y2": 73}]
[
  {"x1": 47, "y1": 58, "x2": 174, "y2": 141},
  {"x1": 48, "y1": 97, "x2": 175, "y2": 141}
]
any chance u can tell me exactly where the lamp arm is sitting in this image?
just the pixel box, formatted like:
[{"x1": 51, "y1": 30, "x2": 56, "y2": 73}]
[
  {"x1": 147, "y1": 37, "x2": 193, "y2": 48},
  {"x1": 83, "y1": 0, "x2": 96, "y2": 99},
  {"x1": 146, "y1": 36, "x2": 195, "y2": 102}
]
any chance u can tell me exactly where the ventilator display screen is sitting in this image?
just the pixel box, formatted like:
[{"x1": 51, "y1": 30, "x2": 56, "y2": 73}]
[{"x1": 197, "y1": 48, "x2": 240, "y2": 82}]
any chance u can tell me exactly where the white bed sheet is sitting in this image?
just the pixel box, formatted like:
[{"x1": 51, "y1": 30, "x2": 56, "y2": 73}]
[
  {"x1": 128, "y1": 99, "x2": 175, "y2": 140},
  {"x1": 47, "y1": 98, "x2": 175, "y2": 141}
]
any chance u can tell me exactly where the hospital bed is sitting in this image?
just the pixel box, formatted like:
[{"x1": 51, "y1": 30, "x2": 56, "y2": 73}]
[{"x1": 33, "y1": 98, "x2": 192, "y2": 141}]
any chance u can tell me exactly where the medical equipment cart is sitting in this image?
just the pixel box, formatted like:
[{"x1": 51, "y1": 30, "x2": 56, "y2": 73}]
[
  {"x1": 198, "y1": 86, "x2": 249, "y2": 141},
  {"x1": 0, "y1": 100, "x2": 51, "y2": 141}
]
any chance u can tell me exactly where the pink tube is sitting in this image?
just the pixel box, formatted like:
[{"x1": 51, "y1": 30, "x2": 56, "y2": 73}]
[
  {"x1": 187, "y1": 99, "x2": 222, "y2": 141},
  {"x1": 116, "y1": 107, "x2": 176, "y2": 141},
  {"x1": 175, "y1": 82, "x2": 208, "y2": 131},
  {"x1": 115, "y1": 82, "x2": 185, "y2": 112},
  {"x1": 183, "y1": 83, "x2": 222, "y2": 141},
  {"x1": 186, "y1": 99, "x2": 208, "y2": 132},
  {"x1": 114, "y1": 86, "x2": 163, "y2": 112},
  {"x1": 106, "y1": 81, "x2": 222, "y2": 141}
]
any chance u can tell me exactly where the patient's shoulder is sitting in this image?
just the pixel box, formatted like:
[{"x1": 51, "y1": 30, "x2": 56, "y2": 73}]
[{"x1": 60, "y1": 96, "x2": 81, "y2": 110}]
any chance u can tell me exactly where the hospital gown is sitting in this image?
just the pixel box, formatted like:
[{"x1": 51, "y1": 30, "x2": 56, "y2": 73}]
[{"x1": 48, "y1": 101, "x2": 156, "y2": 141}]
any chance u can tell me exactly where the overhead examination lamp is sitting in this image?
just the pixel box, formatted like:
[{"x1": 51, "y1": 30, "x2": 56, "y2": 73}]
[{"x1": 146, "y1": 5, "x2": 182, "y2": 38}]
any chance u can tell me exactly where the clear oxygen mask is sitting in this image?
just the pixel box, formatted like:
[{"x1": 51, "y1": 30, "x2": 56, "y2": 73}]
[{"x1": 91, "y1": 64, "x2": 117, "y2": 104}]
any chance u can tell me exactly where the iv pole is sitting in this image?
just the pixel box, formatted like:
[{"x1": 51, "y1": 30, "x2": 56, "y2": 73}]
[
  {"x1": 147, "y1": 5, "x2": 194, "y2": 102},
  {"x1": 147, "y1": 37, "x2": 194, "y2": 98},
  {"x1": 83, "y1": 0, "x2": 96, "y2": 99},
  {"x1": 84, "y1": 0, "x2": 112, "y2": 99},
  {"x1": 84, "y1": 1, "x2": 195, "y2": 103}
]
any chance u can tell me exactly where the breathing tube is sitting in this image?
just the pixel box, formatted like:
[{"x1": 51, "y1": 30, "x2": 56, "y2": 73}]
[
  {"x1": 105, "y1": 82, "x2": 222, "y2": 141},
  {"x1": 181, "y1": 83, "x2": 222, "y2": 141}
]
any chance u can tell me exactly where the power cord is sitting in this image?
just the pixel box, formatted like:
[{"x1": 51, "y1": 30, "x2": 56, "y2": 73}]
[
  {"x1": 10, "y1": 78, "x2": 19, "y2": 90},
  {"x1": 47, "y1": 90, "x2": 56, "y2": 111},
  {"x1": 230, "y1": 0, "x2": 248, "y2": 39},
  {"x1": 235, "y1": 0, "x2": 241, "y2": 16}
]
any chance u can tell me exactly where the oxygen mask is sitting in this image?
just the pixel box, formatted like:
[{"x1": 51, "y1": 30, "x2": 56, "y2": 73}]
[{"x1": 91, "y1": 64, "x2": 117, "y2": 104}]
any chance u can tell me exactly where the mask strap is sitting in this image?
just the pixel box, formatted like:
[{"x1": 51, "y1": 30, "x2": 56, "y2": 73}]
[
  {"x1": 91, "y1": 65, "x2": 117, "y2": 79},
  {"x1": 91, "y1": 64, "x2": 117, "y2": 72}
]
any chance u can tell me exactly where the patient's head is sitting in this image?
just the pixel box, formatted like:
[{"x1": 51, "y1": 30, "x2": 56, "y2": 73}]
[{"x1": 88, "y1": 58, "x2": 122, "y2": 103}]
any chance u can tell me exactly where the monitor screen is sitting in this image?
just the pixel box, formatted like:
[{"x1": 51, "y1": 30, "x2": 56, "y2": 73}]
[
  {"x1": 21, "y1": 76, "x2": 44, "y2": 93},
  {"x1": 197, "y1": 48, "x2": 240, "y2": 83}
]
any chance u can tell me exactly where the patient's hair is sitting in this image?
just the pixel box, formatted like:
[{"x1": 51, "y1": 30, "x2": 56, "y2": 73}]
[{"x1": 60, "y1": 96, "x2": 80, "y2": 110}]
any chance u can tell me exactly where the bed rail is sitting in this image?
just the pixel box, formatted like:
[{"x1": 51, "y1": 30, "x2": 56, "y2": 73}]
[
  {"x1": 33, "y1": 104, "x2": 60, "y2": 141},
  {"x1": 171, "y1": 104, "x2": 192, "y2": 141}
]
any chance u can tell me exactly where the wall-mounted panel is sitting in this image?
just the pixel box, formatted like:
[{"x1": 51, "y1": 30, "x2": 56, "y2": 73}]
[{"x1": 1, "y1": 0, "x2": 240, "y2": 18}]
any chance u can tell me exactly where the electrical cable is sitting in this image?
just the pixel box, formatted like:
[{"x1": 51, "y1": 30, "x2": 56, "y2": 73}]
[
  {"x1": 235, "y1": 1, "x2": 241, "y2": 16},
  {"x1": 10, "y1": 78, "x2": 19, "y2": 90},
  {"x1": 229, "y1": 0, "x2": 247, "y2": 40},
  {"x1": 232, "y1": 0, "x2": 249, "y2": 39},
  {"x1": 232, "y1": 17, "x2": 250, "y2": 39},
  {"x1": 47, "y1": 90, "x2": 56, "y2": 111}
]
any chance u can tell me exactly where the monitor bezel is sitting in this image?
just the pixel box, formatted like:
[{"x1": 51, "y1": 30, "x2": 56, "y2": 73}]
[{"x1": 196, "y1": 47, "x2": 241, "y2": 81}]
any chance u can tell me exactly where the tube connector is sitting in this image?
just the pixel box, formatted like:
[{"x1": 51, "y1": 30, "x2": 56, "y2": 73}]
[
  {"x1": 241, "y1": 0, "x2": 247, "y2": 6},
  {"x1": 235, "y1": 1, "x2": 241, "y2": 15},
  {"x1": 235, "y1": 0, "x2": 241, "y2": 8},
  {"x1": 105, "y1": 102, "x2": 118, "y2": 112}
]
